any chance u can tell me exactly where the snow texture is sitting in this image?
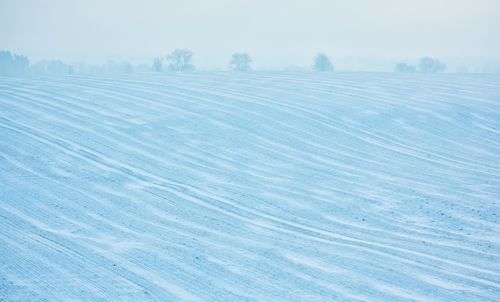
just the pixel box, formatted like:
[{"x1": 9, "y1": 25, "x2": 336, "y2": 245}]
[{"x1": 0, "y1": 72, "x2": 499, "y2": 301}]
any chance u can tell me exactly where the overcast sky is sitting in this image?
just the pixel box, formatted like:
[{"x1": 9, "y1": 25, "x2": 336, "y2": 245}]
[{"x1": 1, "y1": 0, "x2": 500, "y2": 69}]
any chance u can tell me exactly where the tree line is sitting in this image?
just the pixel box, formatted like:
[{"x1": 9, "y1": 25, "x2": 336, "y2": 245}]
[
  {"x1": 153, "y1": 50, "x2": 334, "y2": 72},
  {"x1": 394, "y1": 58, "x2": 446, "y2": 73},
  {"x1": 0, "y1": 50, "x2": 145, "y2": 76},
  {"x1": 1, "y1": 49, "x2": 452, "y2": 76},
  {"x1": 0, "y1": 49, "x2": 337, "y2": 76}
]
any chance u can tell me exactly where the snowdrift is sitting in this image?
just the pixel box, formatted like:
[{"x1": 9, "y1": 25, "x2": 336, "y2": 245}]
[{"x1": 0, "y1": 72, "x2": 499, "y2": 301}]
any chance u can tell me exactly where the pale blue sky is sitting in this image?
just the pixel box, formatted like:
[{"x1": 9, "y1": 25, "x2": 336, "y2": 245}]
[{"x1": 1, "y1": 0, "x2": 499, "y2": 69}]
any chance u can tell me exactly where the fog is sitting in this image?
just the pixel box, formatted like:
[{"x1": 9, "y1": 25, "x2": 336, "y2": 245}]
[{"x1": 1, "y1": 0, "x2": 500, "y2": 70}]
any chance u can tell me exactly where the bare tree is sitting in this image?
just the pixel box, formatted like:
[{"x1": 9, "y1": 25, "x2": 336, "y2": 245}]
[
  {"x1": 166, "y1": 49, "x2": 195, "y2": 71},
  {"x1": 229, "y1": 53, "x2": 252, "y2": 71},
  {"x1": 419, "y1": 57, "x2": 446, "y2": 73},
  {"x1": 313, "y1": 53, "x2": 334, "y2": 72}
]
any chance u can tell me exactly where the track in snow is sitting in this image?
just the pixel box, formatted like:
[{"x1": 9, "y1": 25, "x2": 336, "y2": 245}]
[{"x1": 0, "y1": 72, "x2": 499, "y2": 301}]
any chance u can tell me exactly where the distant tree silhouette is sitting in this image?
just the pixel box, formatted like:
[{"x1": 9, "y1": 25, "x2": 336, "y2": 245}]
[
  {"x1": 394, "y1": 63, "x2": 416, "y2": 73},
  {"x1": 166, "y1": 49, "x2": 195, "y2": 71},
  {"x1": 0, "y1": 50, "x2": 30, "y2": 75},
  {"x1": 419, "y1": 57, "x2": 446, "y2": 73},
  {"x1": 152, "y1": 57, "x2": 162, "y2": 72},
  {"x1": 229, "y1": 53, "x2": 252, "y2": 71},
  {"x1": 32, "y1": 60, "x2": 71, "y2": 75},
  {"x1": 313, "y1": 53, "x2": 334, "y2": 72}
]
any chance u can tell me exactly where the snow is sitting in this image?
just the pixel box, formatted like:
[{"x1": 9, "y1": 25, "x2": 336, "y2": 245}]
[{"x1": 0, "y1": 72, "x2": 499, "y2": 301}]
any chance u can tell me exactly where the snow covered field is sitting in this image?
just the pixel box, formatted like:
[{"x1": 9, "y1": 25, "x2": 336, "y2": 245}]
[{"x1": 0, "y1": 72, "x2": 499, "y2": 301}]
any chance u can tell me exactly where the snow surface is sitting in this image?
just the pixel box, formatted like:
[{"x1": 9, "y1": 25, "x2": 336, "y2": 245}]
[{"x1": 0, "y1": 72, "x2": 499, "y2": 301}]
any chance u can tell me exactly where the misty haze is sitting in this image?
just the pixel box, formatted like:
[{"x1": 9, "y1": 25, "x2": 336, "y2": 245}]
[{"x1": 1, "y1": 1, "x2": 499, "y2": 301}]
